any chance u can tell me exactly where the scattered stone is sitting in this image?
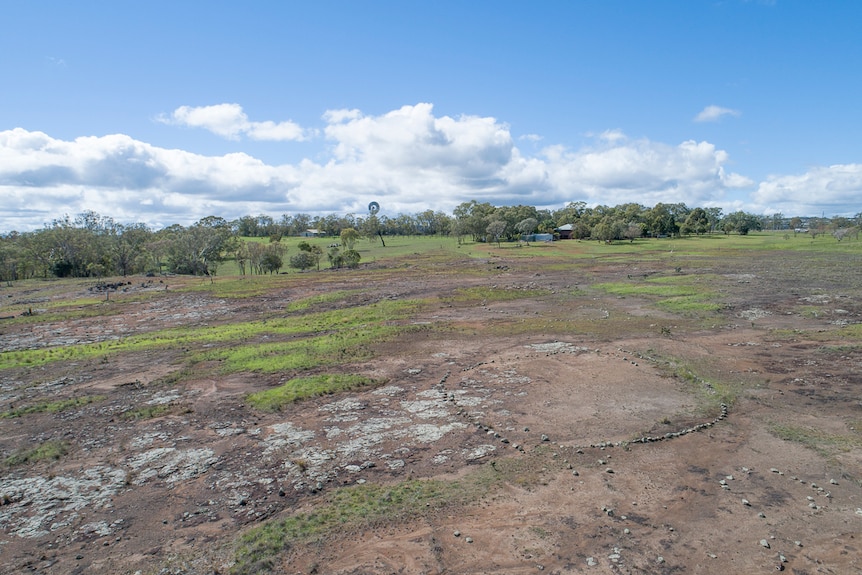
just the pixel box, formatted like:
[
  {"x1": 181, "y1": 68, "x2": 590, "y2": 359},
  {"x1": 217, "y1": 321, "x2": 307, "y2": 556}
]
[
  {"x1": 586, "y1": 557, "x2": 597, "y2": 566},
  {"x1": 656, "y1": 556, "x2": 665, "y2": 564},
  {"x1": 453, "y1": 530, "x2": 461, "y2": 537},
  {"x1": 760, "y1": 539, "x2": 771, "y2": 549},
  {"x1": 742, "y1": 499, "x2": 751, "y2": 506},
  {"x1": 465, "y1": 537, "x2": 473, "y2": 544}
]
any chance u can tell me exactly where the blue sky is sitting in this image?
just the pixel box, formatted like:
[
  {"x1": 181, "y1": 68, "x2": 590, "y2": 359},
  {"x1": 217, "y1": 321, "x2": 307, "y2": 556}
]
[{"x1": 1, "y1": 0, "x2": 860, "y2": 231}]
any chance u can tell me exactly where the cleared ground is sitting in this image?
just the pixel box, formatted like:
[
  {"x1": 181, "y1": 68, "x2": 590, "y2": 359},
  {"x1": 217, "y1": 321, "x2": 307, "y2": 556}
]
[{"x1": 1, "y1": 235, "x2": 861, "y2": 575}]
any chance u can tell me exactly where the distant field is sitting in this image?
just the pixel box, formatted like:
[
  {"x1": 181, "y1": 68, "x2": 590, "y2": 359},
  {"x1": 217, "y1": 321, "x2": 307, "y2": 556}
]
[{"x1": 220, "y1": 230, "x2": 861, "y2": 276}]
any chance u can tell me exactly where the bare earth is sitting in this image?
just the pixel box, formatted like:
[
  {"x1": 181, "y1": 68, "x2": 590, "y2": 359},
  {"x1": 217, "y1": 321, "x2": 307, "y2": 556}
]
[{"x1": 1, "y1": 247, "x2": 861, "y2": 574}]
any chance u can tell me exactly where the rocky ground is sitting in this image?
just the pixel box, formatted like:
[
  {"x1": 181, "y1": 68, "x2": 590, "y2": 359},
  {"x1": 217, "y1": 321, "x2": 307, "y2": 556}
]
[{"x1": 0, "y1": 246, "x2": 860, "y2": 574}]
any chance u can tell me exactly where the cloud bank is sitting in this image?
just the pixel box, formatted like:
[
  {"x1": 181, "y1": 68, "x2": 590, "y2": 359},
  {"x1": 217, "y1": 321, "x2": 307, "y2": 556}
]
[{"x1": 1, "y1": 103, "x2": 857, "y2": 231}]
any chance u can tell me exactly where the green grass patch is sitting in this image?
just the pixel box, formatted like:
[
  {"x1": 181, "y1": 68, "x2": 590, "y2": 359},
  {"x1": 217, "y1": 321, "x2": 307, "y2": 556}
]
[
  {"x1": 836, "y1": 323, "x2": 862, "y2": 340},
  {"x1": 593, "y1": 274, "x2": 723, "y2": 316},
  {"x1": 204, "y1": 322, "x2": 420, "y2": 373},
  {"x1": 179, "y1": 275, "x2": 293, "y2": 298},
  {"x1": 768, "y1": 423, "x2": 862, "y2": 456},
  {"x1": 230, "y1": 450, "x2": 567, "y2": 575},
  {"x1": 4, "y1": 440, "x2": 69, "y2": 467},
  {"x1": 284, "y1": 289, "x2": 365, "y2": 312},
  {"x1": 0, "y1": 298, "x2": 425, "y2": 371},
  {"x1": 231, "y1": 471, "x2": 497, "y2": 575},
  {"x1": 446, "y1": 286, "x2": 550, "y2": 304},
  {"x1": 247, "y1": 374, "x2": 380, "y2": 411},
  {"x1": 595, "y1": 281, "x2": 697, "y2": 298},
  {"x1": 643, "y1": 351, "x2": 744, "y2": 415},
  {"x1": 0, "y1": 395, "x2": 106, "y2": 419}
]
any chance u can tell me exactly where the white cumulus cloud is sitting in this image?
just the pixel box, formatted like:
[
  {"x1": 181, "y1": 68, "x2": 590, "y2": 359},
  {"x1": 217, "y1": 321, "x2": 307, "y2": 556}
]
[
  {"x1": 161, "y1": 103, "x2": 308, "y2": 141},
  {"x1": 751, "y1": 164, "x2": 862, "y2": 216}
]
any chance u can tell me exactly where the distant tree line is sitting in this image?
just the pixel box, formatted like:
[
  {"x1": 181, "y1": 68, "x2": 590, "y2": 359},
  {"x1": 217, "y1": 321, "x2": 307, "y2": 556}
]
[{"x1": 1, "y1": 203, "x2": 859, "y2": 282}]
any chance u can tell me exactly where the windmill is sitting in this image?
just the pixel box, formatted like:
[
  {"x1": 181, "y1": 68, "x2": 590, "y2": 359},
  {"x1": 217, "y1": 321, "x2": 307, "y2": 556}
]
[{"x1": 367, "y1": 201, "x2": 384, "y2": 246}]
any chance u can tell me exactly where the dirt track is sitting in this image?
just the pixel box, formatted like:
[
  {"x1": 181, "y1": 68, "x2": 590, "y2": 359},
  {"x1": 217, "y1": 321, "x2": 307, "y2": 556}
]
[{"x1": 1, "y1": 247, "x2": 861, "y2": 574}]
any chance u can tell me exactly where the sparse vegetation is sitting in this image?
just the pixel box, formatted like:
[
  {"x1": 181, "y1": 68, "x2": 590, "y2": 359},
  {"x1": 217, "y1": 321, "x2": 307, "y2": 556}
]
[
  {"x1": 0, "y1": 395, "x2": 106, "y2": 419},
  {"x1": 768, "y1": 423, "x2": 862, "y2": 456},
  {"x1": 4, "y1": 440, "x2": 69, "y2": 466},
  {"x1": 121, "y1": 403, "x2": 188, "y2": 420},
  {"x1": 247, "y1": 374, "x2": 381, "y2": 411}
]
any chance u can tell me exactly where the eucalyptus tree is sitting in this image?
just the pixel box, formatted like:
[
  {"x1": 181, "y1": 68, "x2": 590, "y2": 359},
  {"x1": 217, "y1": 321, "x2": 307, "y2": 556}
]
[
  {"x1": 515, "y1": 217, "x2": 539, "y2": 241},
  {"x1": 340, "y1": 228, "x2": 360, "y2": 250},
  {"x1": 166, "y1": 216, "x2": 236, "y2": 276},
  {"x1": 681, "y1": 207, "x2": 710, "y2": 236},
  {"x1": 454, "y1": 200, "x2": 495, "y2": 242},
  {"x1": 486, "y1": 220, "x2": 507, "y2": 247}
]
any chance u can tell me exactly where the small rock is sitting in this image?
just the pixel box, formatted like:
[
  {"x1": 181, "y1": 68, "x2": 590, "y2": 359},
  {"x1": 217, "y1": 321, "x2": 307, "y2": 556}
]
[
  {"x1": 760, "y1": 539, "x2": 771, "y2": 549},
  {"x1": 586, "y1": 557, "x2": 597, "y2": 566},
  {"x1": 465, "y1": 537, "x2": 474, "y2": 544},
  {"x1": 606, "y1": 468, "x2": 615, "y2": 474},
  {"x1": 453, "y1": 530, "x2": 461, "y2": 537},
  {"x1": 742, "y1": 499, "x2": 751, "y2": 506},
  {"x1": 657, "y1": 556, "x2": 665, "y2": 564}
]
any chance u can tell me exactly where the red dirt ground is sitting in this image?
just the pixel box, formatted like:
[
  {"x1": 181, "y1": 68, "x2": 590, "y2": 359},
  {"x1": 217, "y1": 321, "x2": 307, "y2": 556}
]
[{"x1": 1, "y1": 248, "x2": 860, "y2": 575}]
